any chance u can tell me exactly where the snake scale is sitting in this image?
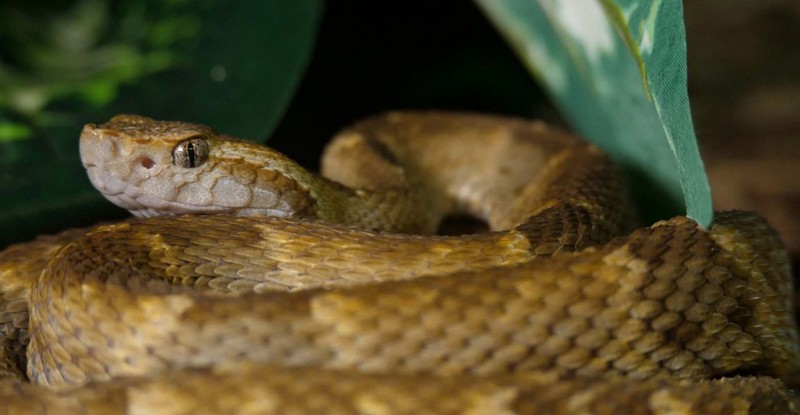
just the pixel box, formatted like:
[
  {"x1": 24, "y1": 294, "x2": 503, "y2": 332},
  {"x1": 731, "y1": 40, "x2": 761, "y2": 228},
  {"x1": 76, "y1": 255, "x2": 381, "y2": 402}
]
[{"x1": 0, "y1": 111, "x2": 798, "y2": 414}]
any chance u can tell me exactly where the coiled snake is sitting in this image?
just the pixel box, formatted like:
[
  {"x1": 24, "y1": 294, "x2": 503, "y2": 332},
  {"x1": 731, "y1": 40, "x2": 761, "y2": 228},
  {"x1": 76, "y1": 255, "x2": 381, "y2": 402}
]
[{"x1": 0, "y1": 111, "x2": 798, "y2": 414}]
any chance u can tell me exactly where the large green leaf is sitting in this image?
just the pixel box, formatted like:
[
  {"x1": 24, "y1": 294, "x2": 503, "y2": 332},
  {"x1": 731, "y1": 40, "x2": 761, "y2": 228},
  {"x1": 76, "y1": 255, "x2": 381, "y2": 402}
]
[
  {"x1": 475, "y1": 0, "x2": 712, "y2": 227},
  {"x1": 0, "y1": 1, "x2": 323, "y2": 247}
]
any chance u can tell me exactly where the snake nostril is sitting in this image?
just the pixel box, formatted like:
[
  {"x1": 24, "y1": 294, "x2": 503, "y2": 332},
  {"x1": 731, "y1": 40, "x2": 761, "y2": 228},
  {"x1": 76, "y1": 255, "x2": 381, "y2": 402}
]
[{"x1": 140, "y1": 157, "x2": 156, "y2": 169}]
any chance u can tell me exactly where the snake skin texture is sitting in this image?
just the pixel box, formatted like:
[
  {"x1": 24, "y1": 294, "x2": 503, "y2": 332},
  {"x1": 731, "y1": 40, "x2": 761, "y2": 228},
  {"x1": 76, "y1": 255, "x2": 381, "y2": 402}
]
[{"x1": 0, "y1": 112, "x2": 797, "y2": 414}]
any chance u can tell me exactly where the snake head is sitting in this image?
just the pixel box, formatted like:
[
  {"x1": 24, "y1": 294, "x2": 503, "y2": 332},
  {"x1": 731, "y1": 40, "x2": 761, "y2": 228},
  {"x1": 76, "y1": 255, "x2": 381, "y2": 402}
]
[{"x1": 80, "y1": 115, "x2": 317, "y2": 219}]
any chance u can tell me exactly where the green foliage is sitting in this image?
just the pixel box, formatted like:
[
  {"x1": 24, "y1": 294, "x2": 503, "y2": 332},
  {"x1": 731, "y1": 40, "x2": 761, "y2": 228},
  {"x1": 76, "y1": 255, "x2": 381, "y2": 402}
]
[
  {"x1": 0, "y1": 1, "x2": 322, "y2": 246},
  {"x1": 0, "y1": 0, "x2": 198, "y2": 134},
  {"x1": 476, "y1": 0, "x2": 712, "y2": 227}
]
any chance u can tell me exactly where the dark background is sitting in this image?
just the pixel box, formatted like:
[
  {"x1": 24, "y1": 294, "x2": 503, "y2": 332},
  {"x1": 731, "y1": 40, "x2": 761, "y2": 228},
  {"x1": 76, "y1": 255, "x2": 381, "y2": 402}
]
[{"x1": 269, "y1": 2, "x2": 554, "y2": 170}]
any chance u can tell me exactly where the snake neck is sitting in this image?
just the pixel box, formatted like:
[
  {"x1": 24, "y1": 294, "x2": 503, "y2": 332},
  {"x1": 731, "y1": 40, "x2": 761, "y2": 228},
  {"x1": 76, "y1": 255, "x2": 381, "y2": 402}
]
[
  {"x1": 212, "y1": 138, "x2": 445, "y2": 234},
  {"x1": 310, "y1": 176, "x2": 445, "y2": 235}
]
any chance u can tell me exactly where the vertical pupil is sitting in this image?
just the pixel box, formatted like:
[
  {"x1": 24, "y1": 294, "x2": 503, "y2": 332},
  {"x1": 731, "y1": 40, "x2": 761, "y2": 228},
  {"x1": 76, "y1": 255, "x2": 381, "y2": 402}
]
[{"x1": 187, "y1": 142, "x2": 196, "y2": 166}]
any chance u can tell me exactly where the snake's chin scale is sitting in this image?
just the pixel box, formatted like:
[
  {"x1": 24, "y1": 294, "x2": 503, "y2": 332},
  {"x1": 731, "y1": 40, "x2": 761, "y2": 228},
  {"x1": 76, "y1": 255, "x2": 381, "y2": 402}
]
[
  {"x1": 121, "y1": 195, "x2": 299, "y2": 218},
  {"x1": 86, "y1": 165, "x2": 125, "y2": 197}
]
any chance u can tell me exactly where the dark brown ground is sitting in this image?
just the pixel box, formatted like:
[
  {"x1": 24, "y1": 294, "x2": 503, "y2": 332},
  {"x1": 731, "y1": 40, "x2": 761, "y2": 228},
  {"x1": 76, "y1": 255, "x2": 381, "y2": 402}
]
[{"x1": 686, "y1": 1, "x2": 800, "y2": 279}]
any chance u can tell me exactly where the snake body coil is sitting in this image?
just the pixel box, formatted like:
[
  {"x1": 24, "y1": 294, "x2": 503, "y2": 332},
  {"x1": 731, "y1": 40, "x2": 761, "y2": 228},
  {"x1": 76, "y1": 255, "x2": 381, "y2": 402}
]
[{"x1": 0, "y1": 112, "x2": 798, "y2": 414}]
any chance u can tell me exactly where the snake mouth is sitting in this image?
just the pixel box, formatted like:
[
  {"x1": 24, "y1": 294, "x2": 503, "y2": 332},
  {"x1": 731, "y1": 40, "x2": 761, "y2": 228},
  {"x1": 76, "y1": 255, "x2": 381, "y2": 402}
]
[{"x1": 88, "y1": 170, "x2": 294, "y2": 218}]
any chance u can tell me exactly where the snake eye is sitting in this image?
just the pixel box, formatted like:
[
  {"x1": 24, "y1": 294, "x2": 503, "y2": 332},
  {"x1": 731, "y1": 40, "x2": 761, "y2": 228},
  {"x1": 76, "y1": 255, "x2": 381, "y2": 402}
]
[{"x1": 173, "y1": 136, "x2": 209, "y2": 168}]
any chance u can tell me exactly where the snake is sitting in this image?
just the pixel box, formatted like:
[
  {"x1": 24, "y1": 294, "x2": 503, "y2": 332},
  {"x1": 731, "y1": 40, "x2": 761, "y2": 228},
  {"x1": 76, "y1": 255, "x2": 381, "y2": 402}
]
[{"x1": 0, "y1": 111, "x2": 798, "y2": 414}]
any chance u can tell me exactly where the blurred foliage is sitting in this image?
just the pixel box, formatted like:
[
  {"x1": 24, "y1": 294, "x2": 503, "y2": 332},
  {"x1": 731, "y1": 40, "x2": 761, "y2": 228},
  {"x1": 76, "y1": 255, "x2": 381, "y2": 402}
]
[
  {"x1": 0, "y1": 0, "x2": 322, "y2": 247},
  {"x1": 0, "y1": 0, "x2": 206, "y2": 140}
]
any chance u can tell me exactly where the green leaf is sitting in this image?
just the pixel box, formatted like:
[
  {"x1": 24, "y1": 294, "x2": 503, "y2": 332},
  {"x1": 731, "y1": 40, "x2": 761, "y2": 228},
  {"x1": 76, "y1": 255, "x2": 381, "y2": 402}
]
[
  {"x1": 0, "y1": 121, "x2": 32, "y2": 142},
  {"x1": 475, "y1": 0, "x2": 712, "y2": 227},
  {"x1": 0, "y1": 1, "x2": 323, "y2": 247}
]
